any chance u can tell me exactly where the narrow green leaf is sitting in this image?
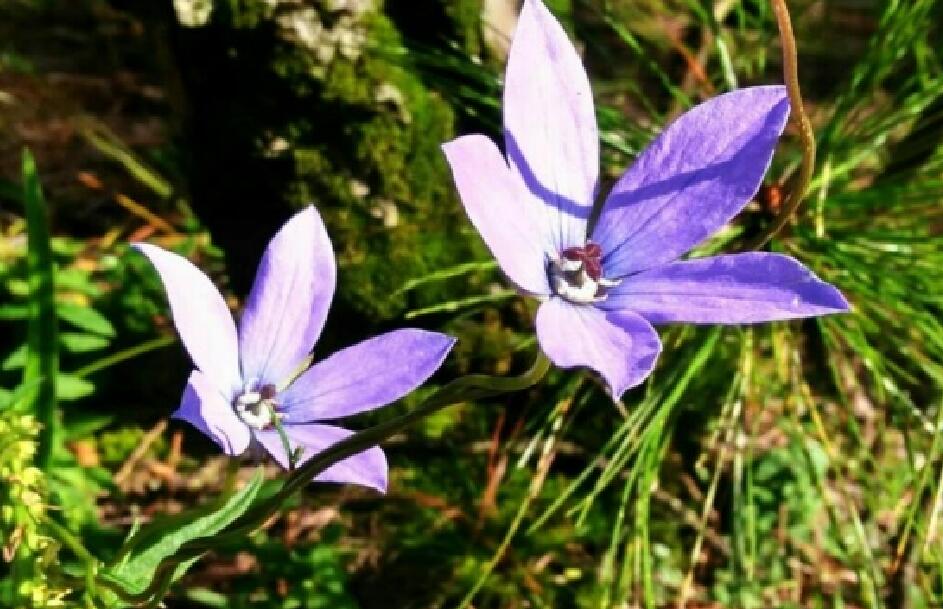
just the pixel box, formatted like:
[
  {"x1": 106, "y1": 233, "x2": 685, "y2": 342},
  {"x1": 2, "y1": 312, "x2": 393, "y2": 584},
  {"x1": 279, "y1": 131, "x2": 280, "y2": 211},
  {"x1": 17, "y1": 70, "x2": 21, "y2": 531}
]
[
  {"x1": 0, "y1": 304, "x2": 29, "y2": 320},
  {"x1": 79, "y1": 121, "x2": 173, "y2": 199},
  {"x1": 62, "y1": 413, "x2": 114, "y2": 440},
  {"x1": 20, "y1": 148, "x2": 58, "y2": 470},
  {"x1": 55, "y1": 268, "x2": 104, "y2": 297},
  {"x1": 1, "y1": 344, "x2": 26, "y2": 371},
  {"x1": 56, "y1": 374, "x2": 95, "y2": 401},
  {"x1": 56, "y1": 302, "x2": 116, "y2": 337},
  {"x1": 404, "y1": 290, "x2": 517, "y2": 319},
  {"x1": 393, "y1": 260, "x2": 498, "y2": 296},
  {"x1": 0, "y1": 379, "x2": 42, "y2": 412},
  {"x1": 60, "y1": 332, "x2": 111, "y2": 353},
  {"x1": 2, "y1": 334, "x2": 107, "y2": 371},
  {"x1": 102, "y1": 468, "x2": 266, "y2": 596},
  {"x1": 5, "y1": 277, "x2": 29, "y2": 296}
]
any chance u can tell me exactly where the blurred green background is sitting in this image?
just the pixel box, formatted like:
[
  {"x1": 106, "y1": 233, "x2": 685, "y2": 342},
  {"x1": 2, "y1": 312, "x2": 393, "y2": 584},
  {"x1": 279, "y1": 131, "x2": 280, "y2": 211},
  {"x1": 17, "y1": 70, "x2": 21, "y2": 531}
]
[{"x1": 2, "y1": 0, "x2": 943, "y2": 607}]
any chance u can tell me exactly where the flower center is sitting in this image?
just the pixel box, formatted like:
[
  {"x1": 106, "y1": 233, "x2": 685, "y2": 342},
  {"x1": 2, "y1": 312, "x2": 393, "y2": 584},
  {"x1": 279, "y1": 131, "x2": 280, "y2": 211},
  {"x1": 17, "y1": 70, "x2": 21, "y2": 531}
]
[
  {"x1": 548, "y1": 242, "x2": 619, "y2": 304},
  {"x1": 233, "y1": 382, "x2": 279, "y2": 430}
]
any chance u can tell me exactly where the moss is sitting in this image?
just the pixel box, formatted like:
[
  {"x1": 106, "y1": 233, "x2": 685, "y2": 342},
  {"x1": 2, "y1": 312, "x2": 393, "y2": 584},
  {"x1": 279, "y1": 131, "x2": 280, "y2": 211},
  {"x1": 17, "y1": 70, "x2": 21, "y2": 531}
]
[
  {"x1": 445, "y1": 0, "x2": 484, "y2": 57},
  {"x1": 245, "y1": 0, "x2": 483, "y2": 321},
  {"x1": 162, "y1": 0, "x2": 504, "y2": 325}
]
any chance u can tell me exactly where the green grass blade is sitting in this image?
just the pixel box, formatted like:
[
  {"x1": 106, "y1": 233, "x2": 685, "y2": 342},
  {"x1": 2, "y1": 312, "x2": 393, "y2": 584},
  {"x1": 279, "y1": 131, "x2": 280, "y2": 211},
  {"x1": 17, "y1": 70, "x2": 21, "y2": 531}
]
[{"x1": 20, "y1": 148, "x2": 59, "y2": 470}]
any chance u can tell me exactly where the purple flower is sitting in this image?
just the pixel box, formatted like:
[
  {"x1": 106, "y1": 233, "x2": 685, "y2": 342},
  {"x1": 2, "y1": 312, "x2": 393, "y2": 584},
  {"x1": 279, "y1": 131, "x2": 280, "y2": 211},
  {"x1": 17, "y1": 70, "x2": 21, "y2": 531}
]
[
  {"x1": 442, "y1": 0, "x2": 848, "y2": 398},
  {"x1": 134, "y1": 207, "x2": 455, "y2": 492}
]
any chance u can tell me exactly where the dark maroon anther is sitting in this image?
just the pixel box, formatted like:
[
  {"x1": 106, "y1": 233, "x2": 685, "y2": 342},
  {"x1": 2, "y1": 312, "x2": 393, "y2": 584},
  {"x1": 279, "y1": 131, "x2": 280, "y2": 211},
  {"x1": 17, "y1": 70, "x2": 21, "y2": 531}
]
[
  {"x1": 260, "y1": 384, "x2": 278, "y2": 400},
  {"x1": 551, "y1": 241, "x2": 614, "y2": 303},
  {"x1": 562, "y1": 247, "x2": 584, "y2": 261},
  {"x1": 560, "y1": 242, "x2": 604, "y2": 279}
]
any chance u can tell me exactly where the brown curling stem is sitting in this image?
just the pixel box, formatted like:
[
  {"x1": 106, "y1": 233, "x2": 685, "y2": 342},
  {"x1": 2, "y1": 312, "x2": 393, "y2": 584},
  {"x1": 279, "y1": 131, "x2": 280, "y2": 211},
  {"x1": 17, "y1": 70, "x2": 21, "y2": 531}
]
[{"x1": 745, "y1": 0, "x2": 815, "y2": 251}]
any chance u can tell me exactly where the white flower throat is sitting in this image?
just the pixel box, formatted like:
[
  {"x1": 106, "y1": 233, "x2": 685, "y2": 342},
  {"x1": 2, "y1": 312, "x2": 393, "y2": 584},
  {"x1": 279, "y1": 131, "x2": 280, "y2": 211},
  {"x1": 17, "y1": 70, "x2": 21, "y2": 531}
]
[
  {"x1": 234, "y1": 382, "x2": 279, "y2": 430},
  {"x1": 548, "y1": 242, "x2": 619, "y2": 305}
]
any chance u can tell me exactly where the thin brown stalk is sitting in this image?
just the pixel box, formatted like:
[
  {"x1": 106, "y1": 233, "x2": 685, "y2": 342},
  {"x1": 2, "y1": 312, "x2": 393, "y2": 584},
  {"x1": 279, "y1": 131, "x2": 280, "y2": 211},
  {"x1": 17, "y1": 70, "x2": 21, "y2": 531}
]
[{"x1": 745, "y1": 0, "x2": 816, "y2": 251}]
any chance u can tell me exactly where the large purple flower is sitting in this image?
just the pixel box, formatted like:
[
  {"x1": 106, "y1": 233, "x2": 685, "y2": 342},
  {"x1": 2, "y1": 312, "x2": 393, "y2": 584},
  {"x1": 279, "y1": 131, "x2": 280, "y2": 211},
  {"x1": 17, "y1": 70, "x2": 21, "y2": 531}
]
[
  {"x1": 442, "y1": 0, "x2": 848, "y2": 398},
  {"x1": 134, "y1": 207, "x2": 455, "y2": 492}
]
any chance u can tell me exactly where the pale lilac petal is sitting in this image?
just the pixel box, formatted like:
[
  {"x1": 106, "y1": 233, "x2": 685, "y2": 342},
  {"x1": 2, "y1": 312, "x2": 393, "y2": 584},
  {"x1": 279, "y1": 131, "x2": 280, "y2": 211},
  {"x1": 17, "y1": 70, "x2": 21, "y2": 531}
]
[
  {"x1": 174, "y1": 370, "x2": 251, "y2": 456},
  {"x1": 535, "y1": 298, "x2": 661, "y2": 398},
  {"x1": 594, "y1": 86, "x2": 790, "y2": 276},
  {"x1": 600, "y1": 253, "x2": 849, "y2": 324},
  {"x1": 256, "y1": 425, "x2": 388, "y2": 493},
  {"x1": 442, "y1": 135, "x2": 552, "y2": 294},
  {"x1": 133, "y1": 243, "x2": 241, "y2": 395},
  {"x1": 239, "y1": 206, "x2": 336, "y2": 387},
  {"x1": 504, "y1": 0, "x2": 597, "y2": 251},
  {"x1": 280, "y1": 329, "x2": 455, "y2": 423}
]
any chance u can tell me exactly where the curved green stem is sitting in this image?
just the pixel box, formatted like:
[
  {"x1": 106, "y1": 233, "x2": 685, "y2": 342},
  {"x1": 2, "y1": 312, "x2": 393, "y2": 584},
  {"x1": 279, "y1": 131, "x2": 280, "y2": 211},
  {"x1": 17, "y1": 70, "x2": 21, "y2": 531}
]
[
  {"x1": 744, "y1": 0, "x2": 816, "y2": 251},
  {"x1": 41, "y1": 514, "x2": 96, "y2": 566},
  {"x1": 271, "y1": 413, "x2": 297, "y2": 471},
  {"x1": 41, "y1": 514, "x2": 103, "y2": 604},
  {"x1": 203, "y1": 351, "x2": 550, "y2": 547},
  {"x1": 73, "y1": 336, "x2": 174, "y2": 379},
  {"x1": 109, "y1": 352, "x2": 552, "y2": 606}
]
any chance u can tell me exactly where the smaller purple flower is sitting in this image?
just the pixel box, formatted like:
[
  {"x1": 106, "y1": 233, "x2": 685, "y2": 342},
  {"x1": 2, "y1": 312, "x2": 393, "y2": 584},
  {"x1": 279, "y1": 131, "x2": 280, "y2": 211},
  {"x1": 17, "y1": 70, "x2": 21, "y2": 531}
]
[
  {"x1": 442, "y1": 0, "x2": 848, "y2": 399},
  {"x1": 134, "y1": 206, "x2": 455, "y2": 492}
]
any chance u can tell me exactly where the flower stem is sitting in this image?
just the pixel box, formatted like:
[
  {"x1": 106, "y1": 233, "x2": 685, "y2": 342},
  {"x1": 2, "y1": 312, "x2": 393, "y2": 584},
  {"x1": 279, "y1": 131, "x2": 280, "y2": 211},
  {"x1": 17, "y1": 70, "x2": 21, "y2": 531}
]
[
  {"x1": 284, "y1": 350, "x2": 551, "y2": 497},
  {"x1": 41, "y1": 514, "x2": 97, "y2": 566},
  {"x1": 219, "y1": 351, "x2": 551, "y2": 542},
  {"x1": 73, "y1": 336, "x2": 174, "y2": 379},
  {"x1": 271, "y1": 412, "x2": 297, "y2": 471},
  {"x1": 744, "y1": 0, "x2": 815, "y2": 251},
  {"x1": 117, "y1": 352, "x2": 553, "y2": 606}
]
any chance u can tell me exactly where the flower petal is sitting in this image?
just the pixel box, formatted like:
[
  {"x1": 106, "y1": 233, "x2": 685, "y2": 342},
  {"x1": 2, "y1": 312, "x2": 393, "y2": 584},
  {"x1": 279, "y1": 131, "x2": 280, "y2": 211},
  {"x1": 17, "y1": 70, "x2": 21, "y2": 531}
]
[
  {"x1": 256, "y1": 424, "x2": 388, "y2": 493},
  {"x1": 280, "y1": 329, "x2": 455, "y2": 423},
  {"x1": 442, "y1": 135, "x2": 552, "y2": 295},
  {"x1": 239, "y1": 206, "x2": 336, "y2": 387},
  {"x1": 133, "y1": 243, "x2": 241, "y2": 395},
  {"x1": 600, "y1": 253, "x2": 849, "y2": 324},
  {"x1": 593, "y1": 86, "x2": 790, "y2": 276},
  {"x1": 535, "y1": 298, "x2": 661, "y2": 398},
  {"x1": 504, "y1": 0, "x2": 597, "y2": 251},
  {"x1": 174, "y1": 370, "x2": 251, "y2": 456}
]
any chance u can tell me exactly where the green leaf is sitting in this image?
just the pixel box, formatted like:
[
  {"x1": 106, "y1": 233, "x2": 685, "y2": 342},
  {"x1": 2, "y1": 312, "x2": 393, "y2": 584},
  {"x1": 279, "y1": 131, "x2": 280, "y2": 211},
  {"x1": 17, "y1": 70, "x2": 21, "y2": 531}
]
[
  {"x1": 102, "y1": 467, "x2": 266, "y2": 597},
  {"x1": 20, "y1": 148, "x2": 59, "y2": 470},
  {"x1": 56, "y1": 302, "x2": 116, "y2": 337},
  {"x1": 394, "y1": 260, "x2": 498, "y2": 296},
  {"x1": 0, "y1": 379, "x2": 42, "y2": 412},
  {"x1": 6, "y1": 277, "x2": 29, "y2": 297},
  {"x1": 1, "y1": 334, "x2": 108, "y2": 371},
  {"x1": 60, "y1": 332, "x2": 110, "y2": 353},
  {"x1": 0, "y1": 304, "x2": 28, "y2": 320},
  {"x1": 56, "y1": 267, "x2": 103, "y2": 297},
  {"x1": 62, "y1": 413, "x2": 114, "y2": 439},
  {"x1": 57, "y1": 374, "x2": 95, "y2": 401},
  {"x1": 80, "y1": 121, "x2": 173, "y2": 199},
  {"x1": 1, "y1": 344, "x2": 26, "y2": 371}
]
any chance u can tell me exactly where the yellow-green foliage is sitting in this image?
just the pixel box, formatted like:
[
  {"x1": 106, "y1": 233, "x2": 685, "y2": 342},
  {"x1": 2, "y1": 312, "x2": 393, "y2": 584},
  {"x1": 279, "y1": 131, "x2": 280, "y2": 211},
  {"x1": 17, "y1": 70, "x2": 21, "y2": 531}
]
[{"x1": 0, "y1": 412, "x2": 66, "y2": 607}]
